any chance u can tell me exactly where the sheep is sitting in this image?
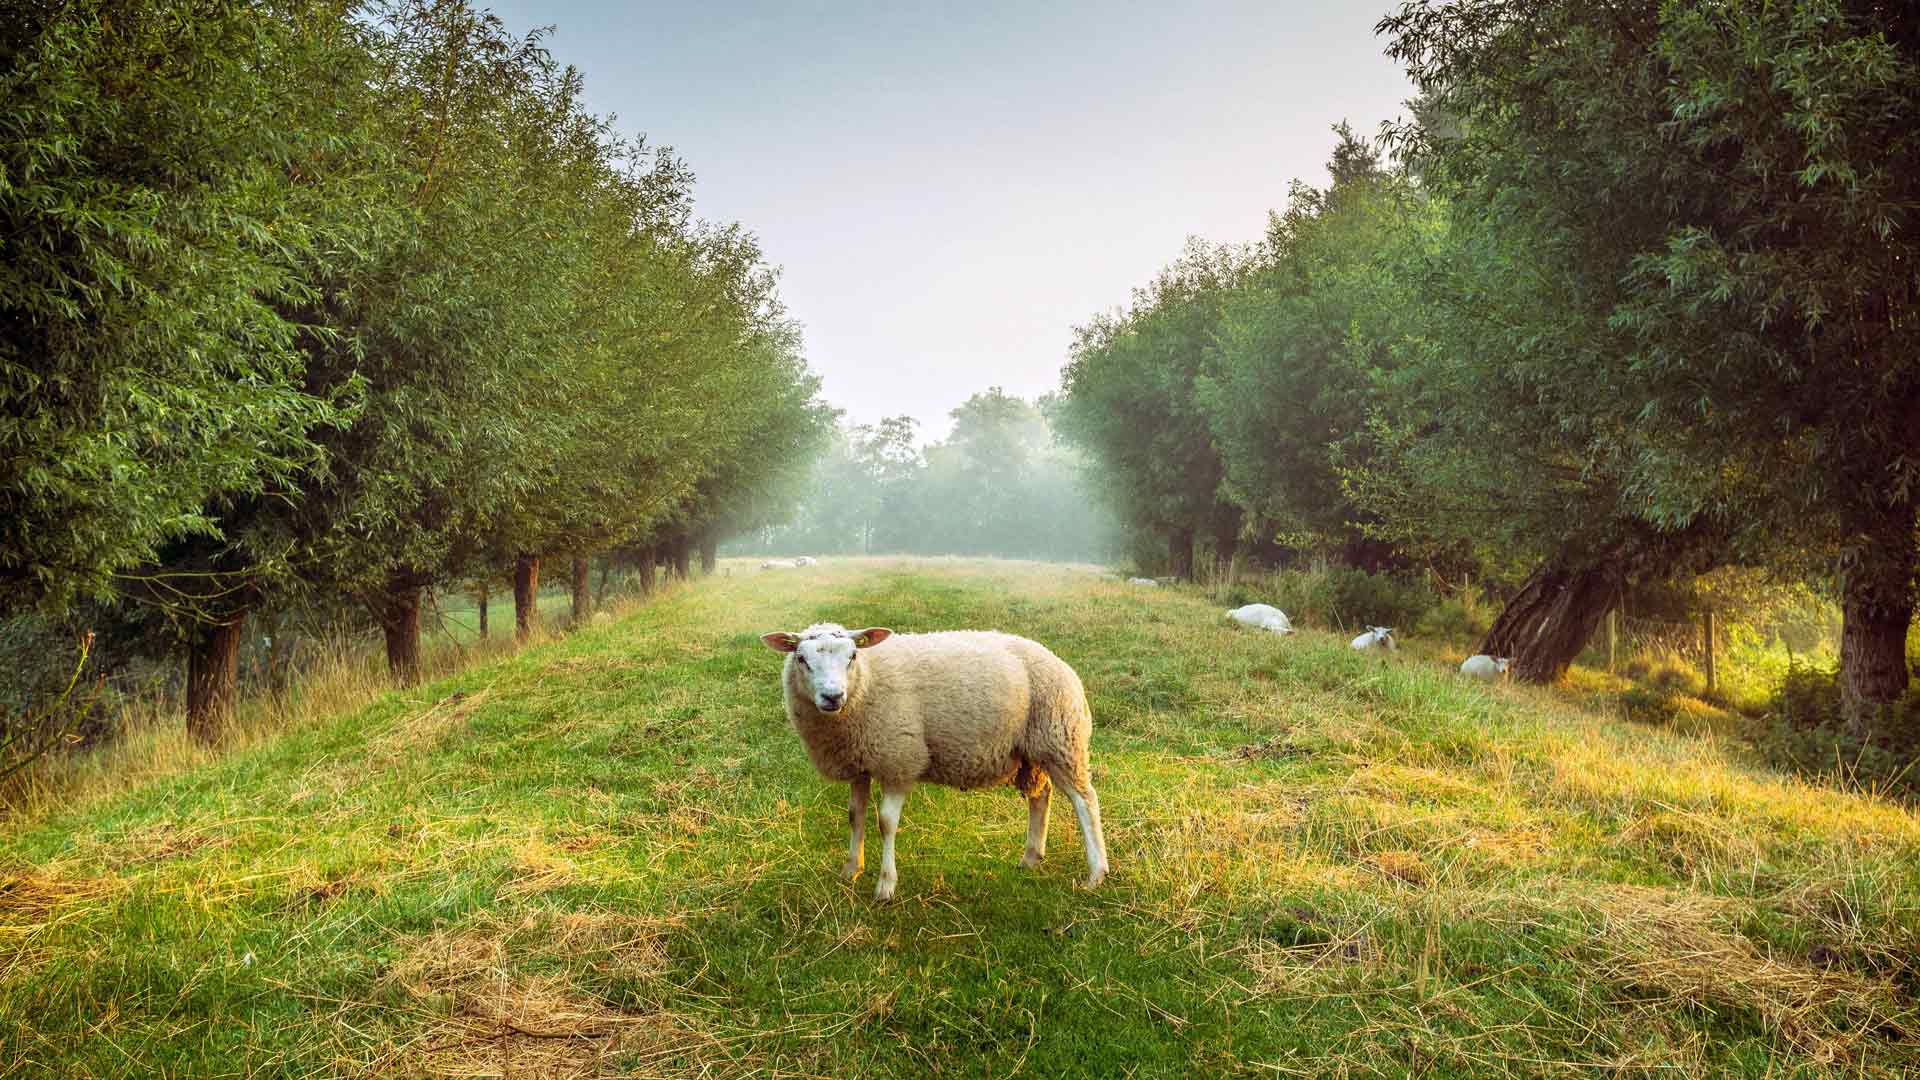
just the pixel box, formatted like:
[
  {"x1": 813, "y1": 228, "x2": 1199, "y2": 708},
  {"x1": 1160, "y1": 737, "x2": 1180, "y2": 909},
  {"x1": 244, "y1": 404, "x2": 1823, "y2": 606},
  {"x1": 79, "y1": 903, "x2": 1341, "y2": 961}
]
[
  {"x1": 1127, "y1": 577, "x2": 1157, "y2": 586},
  {"x1": 761, "y1": 559, "x2": 797, "y2": 570},
  {"x1": 1350, "y1": 626, "x2": 1397, "y2": 651},
  {"x1": 1460, "y1": 654, "x2": 1511, "y2": 680},
  {"x1": 1227, "y1": 603, "x2": 1295, "y2": 635},
  {"x1": 793, "y1": 556, "x2": 818, "y2": 566},
  {"x1": 761, "y1": 622, "x2": 1109, "y2": 901}
]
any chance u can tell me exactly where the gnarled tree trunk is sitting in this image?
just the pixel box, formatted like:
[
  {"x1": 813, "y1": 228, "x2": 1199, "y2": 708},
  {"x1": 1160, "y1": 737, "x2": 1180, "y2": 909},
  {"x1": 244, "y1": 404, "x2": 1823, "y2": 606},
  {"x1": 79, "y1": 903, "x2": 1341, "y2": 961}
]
[
  {"x1": 571, "y1": 556, "x2": 591, "y2": 623},
  {"x1": 1839, "y1": 540, "x2": 1916, "y2": 733},
  {"x1": 698, "y1": 535, "x2": 719, "y2": 575},
  {"x1": 186, "y1": 613, "x2": 246, "y2": 744},
  {"x1": 377, "y1": 573, "x2": 424, "y2": 685},
  {"x1": 1479, "y1": 560, "x2": 1623, "y2": 684},
  {"x1": 669, "y1": 535, "x2": 691, "y2": 581},
  {"x1": 595, "y1": 556, "x2": 612, "y2": 606},
  {"x1": 514, "y1": 554, "x2": 539, "y2": 642}
]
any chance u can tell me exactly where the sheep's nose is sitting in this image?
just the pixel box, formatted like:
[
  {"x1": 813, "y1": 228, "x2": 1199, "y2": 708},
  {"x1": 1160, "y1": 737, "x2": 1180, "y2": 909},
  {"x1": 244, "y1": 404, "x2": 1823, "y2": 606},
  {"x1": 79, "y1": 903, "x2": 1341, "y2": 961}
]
[{"x1": 819, "y1": 692, "x2": 844, "y2": 711}]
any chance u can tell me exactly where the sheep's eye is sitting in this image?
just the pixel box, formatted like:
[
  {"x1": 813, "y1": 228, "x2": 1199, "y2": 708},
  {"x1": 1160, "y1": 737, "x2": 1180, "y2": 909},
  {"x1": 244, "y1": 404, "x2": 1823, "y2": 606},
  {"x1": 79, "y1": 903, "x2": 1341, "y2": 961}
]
[{"x1": 796, "y1": 655, "x2": 809, "y2": 668}]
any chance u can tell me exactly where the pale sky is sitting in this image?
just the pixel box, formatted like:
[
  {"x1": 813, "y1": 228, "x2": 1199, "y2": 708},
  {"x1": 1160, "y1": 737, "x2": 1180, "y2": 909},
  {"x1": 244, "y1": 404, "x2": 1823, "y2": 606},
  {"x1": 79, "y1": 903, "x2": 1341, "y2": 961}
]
[{"x1": 485, "y1": 1, "x2": 1415, "y2": 441}]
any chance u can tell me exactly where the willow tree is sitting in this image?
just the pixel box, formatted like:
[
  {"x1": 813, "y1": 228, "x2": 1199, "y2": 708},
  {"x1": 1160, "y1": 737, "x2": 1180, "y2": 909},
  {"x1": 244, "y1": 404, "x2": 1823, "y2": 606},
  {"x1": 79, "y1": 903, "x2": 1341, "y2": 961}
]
[
  {"x1": 1057, "y1": 241, "x2": 1247, "y2": 578},
  {"x1": 1378, "y1": 1, "x2": 1920, "y2": 713}
]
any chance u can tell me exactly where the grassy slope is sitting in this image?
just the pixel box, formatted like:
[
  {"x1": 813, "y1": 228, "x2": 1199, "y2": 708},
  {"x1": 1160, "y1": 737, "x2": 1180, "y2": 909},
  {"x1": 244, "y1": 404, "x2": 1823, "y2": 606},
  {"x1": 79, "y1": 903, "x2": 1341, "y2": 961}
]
[{"x1": 2, "y1": 559, "x2": 1916, "y2": 1079}]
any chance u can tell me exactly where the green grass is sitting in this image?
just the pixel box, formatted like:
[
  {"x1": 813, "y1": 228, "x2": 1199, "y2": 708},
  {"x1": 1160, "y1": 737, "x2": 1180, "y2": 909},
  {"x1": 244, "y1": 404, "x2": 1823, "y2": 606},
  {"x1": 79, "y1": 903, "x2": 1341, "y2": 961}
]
[{"x1": 3, "y1": 558, "x2": 1916, "y2": 1078}]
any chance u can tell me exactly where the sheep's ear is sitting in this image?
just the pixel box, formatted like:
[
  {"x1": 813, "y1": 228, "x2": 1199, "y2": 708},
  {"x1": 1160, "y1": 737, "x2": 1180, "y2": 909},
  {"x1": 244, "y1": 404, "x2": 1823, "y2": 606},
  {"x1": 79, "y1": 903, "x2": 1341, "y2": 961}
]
[
  {"x1": 761, "y1": 632, "x2": 801, "y2": 653},
  {"x1": 850, "y1": 627, "x2": 892, "y2": 649}
]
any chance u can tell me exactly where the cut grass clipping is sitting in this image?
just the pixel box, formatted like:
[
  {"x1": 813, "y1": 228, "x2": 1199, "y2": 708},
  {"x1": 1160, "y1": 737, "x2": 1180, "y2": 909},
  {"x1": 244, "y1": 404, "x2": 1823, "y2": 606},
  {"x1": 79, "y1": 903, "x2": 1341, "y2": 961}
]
[{"x1": 2, "y1": 558, "x2": 1916, "y2": 1078}]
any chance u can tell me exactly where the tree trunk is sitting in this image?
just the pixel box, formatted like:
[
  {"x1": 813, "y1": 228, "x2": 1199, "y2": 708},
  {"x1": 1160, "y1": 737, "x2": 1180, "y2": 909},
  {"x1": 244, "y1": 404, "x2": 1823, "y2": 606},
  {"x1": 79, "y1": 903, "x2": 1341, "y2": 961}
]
[
  {"x1": 1839, "y1": 544, "x2": 1916, "y2": 733},
  {"x1": 1480, "y1": 558, "x2": 1624, "y2": 685},
  {"x1": 635, "y1": 544, "x2": 657, "y2": 596},
  {"x1": 514, "y1": 554, "x2": 539, "y2": 642},
  {"x1": 595, "y1": 556, "x2": 612, "y2": 606},
  {"x1": 475, "y1": 582, "x2": 489, "y2": 640},
  {"x1": 571, "y1": 556, "x2": 591, "y2": 623},
  {"x1": 186, "y1": 613, "x2": 245, "y2": 744},
  {"x1": 378, "y1": 576, "x2": 423, "y2": 686},
  {"x1": 698, "y1": 535, "x2": 719, "y2": 575},
  {"x1": 669, "y1": 536, "x2": 691, "y2": 581},
  {"x1": 1167, "y1": 526, "x2": 1195, "y2": 581}
]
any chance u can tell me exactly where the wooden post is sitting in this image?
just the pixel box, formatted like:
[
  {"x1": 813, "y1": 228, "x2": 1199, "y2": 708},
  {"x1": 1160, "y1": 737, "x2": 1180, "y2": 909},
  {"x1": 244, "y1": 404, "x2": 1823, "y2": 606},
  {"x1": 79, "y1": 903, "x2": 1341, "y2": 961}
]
[
  {"x1": 1606, "y1": 609, "x2": 1617, "y2": 674},
  {"x1": 1703, "y1": 609, "x2": 1717, "y2": 695}
]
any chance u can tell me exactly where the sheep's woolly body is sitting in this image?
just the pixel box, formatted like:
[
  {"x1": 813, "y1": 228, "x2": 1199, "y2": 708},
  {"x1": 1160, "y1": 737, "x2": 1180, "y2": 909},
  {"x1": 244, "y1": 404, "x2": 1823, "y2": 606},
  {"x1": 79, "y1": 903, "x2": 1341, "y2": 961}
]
[
  {"x1": 768, "y1": 622, "x2": 1108, "y2": 899},
  {"x1": 783, "y1": 629, "x2": 1088, "y2": 795}
]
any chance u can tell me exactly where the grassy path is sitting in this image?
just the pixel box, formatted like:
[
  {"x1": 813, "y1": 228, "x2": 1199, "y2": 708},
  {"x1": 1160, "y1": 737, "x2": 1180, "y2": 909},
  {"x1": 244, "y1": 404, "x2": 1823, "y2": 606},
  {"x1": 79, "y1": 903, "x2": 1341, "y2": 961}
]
[{"x1": 2, "y1": 559, "x2": 1916, "y2": 1077}]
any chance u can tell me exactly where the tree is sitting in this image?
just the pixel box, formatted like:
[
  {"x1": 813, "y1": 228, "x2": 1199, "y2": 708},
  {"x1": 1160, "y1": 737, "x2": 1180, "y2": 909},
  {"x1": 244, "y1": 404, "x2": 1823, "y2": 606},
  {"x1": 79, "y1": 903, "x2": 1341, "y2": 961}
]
[{"x1": 1376, "y1": 1, "x2": 1920, "y2": 710}]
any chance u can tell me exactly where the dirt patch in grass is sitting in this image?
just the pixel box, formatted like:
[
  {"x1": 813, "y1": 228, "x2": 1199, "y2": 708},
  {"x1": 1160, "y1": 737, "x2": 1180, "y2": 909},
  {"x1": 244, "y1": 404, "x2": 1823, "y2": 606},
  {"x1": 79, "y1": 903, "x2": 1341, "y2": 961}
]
[{"x1": 367, "y1": 909, "x2": 740, "y2": 1078}]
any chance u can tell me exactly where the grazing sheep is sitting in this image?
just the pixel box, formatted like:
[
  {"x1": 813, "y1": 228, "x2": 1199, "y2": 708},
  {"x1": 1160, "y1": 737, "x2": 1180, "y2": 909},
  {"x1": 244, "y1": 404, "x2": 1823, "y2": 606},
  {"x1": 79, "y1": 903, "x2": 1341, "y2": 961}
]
[
  {"x1": 761, "y1": 559, "x2": 797, "y2": 570},
  {"x1": 761, "y1": 622, "x2": 1109, "y2": 901},
  {"x1": 1350, "y1": 626, "x2": 1397, "y2": 651},
  {"x1": 793, "y1": 556, "x2": 818, "y2": 566},
  {"x1": 1127, "y1": 577, "x2": 1158, "y2": 586},
  {"x1": 1227, "y1": 603, "x2": 1295, "y2": 635},
  {"x1": 1460, "y1": 654, "x2": 1511, "y2": 680}
]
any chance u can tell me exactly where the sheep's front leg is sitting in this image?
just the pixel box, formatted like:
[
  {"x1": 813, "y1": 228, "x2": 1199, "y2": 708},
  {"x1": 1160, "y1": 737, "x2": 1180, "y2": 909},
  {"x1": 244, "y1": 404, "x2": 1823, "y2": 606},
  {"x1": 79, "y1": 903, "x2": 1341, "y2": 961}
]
[
  {"x1": 874, "y1": 781, "x2": 912, "y2": 902},
  {"x1": 843, "y1": 775, "x2": 870, "y2": 881},
  {"x1": 1021, "y1": 785, "x2": 1050, "y2": 869}
]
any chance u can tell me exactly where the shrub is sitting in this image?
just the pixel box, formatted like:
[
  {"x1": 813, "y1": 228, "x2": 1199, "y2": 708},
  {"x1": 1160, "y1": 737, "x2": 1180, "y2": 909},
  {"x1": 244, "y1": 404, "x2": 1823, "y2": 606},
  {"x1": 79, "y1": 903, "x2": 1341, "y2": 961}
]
[{"x1": 1753, "y1": 661, "x2": 1920, "y2": 803}]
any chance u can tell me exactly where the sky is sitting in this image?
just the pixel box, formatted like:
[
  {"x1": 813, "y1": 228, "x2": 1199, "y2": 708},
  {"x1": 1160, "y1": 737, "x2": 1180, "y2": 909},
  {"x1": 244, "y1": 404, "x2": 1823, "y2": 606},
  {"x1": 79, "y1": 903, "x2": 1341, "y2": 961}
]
[{"x1": 484, "y1": 1, "x2": 1416, "y2": 442}]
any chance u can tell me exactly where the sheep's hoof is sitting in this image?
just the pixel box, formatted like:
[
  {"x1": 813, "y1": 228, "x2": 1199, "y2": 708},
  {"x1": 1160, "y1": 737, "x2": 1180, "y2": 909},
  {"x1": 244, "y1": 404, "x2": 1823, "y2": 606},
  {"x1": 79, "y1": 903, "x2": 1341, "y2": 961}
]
[
  {"x1": 1082, "y1": 865, "x2": 1108, "y2": 890},
  {"x1": 1020, "y1": 849, "x2": 1044, "y2": 870},
  {"x1": 841, "y1": 859, "x2": 863, "y2": 882},
  {"x1": 874, "y1": 877, "x2": 897, "y2": 902}
]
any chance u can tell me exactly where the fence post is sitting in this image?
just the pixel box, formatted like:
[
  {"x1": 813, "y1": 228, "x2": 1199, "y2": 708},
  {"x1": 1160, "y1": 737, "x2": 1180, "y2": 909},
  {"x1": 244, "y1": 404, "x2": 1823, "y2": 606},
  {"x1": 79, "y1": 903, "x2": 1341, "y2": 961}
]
[
  {"x1": 1606, "y1": 609, "x2": 1617, "y2": 674},
  {"x1": 1703, "y1": 609, "x2": 1717, "y2": 695}
]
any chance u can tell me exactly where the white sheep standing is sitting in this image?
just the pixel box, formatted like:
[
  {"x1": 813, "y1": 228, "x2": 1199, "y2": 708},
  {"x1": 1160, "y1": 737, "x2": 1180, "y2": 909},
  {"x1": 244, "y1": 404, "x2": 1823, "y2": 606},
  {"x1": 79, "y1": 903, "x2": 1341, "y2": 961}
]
[
  {"x1": 1350, "y1": 626, "x2": 1397, "y2": 651},
  {"x1": 761, "y1": 622, "x2": 1109, "y2": 901},
  {"x1": 1460, "y1": 654, "x2": 1511, "y2": 680},
  {"x1": 1227, "y1": 603, "x2": 1295, "y2": 635}
]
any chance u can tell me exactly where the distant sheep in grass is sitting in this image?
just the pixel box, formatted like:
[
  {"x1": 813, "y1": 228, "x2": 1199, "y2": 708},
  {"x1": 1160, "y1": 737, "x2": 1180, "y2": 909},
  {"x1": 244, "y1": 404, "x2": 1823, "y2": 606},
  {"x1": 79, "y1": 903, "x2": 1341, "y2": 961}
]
[
  {"x1": 761, "y1": 622, "x2": 1109, "y2": 901},
  {"x1": 1227, "y1": 603, "x2": 1295, "y2": 635},
  {"x1": 794, "y1": 556, "x2": 818, "y2": 566},
  {"x1": 1127, "y1": 577, "x2": 1157, "y2": 586},
  {"x1": 761, "y1": 559, "x2": 797, "y2": 570},
  {"x1": 1460, "y1": 654, "x2": 1511, "y2": 680},
  {"x1": 1350, "y1": 626, "x2": 1397, "y2": 651}
]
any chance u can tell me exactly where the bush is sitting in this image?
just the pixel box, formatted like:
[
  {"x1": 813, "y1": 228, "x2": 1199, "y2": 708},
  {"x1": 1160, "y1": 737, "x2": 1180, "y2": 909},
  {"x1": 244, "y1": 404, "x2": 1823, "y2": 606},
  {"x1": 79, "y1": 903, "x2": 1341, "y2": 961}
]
[
  {"x1": 1228, "y1": 565, "x2": 1439, "y2": 633},
  {"x1": 1414, "y1": 592, "x2": 1496, "y2": 648},
  {"x1": 1753, "y1": 661, "x2": 1920, "y2": 803}
]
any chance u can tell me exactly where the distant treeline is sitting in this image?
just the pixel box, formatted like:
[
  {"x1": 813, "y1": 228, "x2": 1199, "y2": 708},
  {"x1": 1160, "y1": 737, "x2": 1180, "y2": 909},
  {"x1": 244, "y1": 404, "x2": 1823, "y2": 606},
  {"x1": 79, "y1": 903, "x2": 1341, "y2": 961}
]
[
  {"x1": 1054, "y1": 3, "x2": 1919, "y2": 727},
  {"x1": 1, "y1": 0, "x2": 831, "y2": 743},
  {"x1": 730, "y1": 389, "x2": 1121, "y2": 564}
]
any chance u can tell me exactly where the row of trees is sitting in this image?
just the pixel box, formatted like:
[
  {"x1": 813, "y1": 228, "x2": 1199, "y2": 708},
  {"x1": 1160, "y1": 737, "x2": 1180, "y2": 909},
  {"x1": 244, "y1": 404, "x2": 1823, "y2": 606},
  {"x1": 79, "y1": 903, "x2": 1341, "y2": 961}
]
[
  {"x1": 1, "y1": 0, "x2": 829, "y2": 739},
  {"x1": 1057, "y1": 1, "x2": 1917, "y2": 727},
  {"x1": 733, "y1": 388, "x2": 1119, "y2": 563}
]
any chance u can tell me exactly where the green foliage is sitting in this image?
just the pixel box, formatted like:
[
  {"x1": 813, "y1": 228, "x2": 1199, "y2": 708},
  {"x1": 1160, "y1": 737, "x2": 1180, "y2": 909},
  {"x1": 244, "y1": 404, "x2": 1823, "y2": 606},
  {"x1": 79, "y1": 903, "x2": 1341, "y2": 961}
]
[
  {"x1": 1758, "y1": 661, "x2": 1920, "y2": 803},
  {"x1": 1226, "y1": 564, "x2": 1439, "y2": 632}
]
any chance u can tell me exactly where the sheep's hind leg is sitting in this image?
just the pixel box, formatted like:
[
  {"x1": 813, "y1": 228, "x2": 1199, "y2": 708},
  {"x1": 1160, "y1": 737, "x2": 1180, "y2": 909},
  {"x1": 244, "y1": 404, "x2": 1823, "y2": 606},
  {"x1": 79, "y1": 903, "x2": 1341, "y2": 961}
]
[
  {"x1": 843, "y1": 775, "x2": 870, "y2": 881},
  {"x1": 1046, "y1": 767, "x2": 1109, "y2": 889},
  {"x1": 874, "y1": 781, "x2": 912, "y2": 902},
  {"x1": 1022, "y1": 784, "x2": 1050, "y2": 869}
]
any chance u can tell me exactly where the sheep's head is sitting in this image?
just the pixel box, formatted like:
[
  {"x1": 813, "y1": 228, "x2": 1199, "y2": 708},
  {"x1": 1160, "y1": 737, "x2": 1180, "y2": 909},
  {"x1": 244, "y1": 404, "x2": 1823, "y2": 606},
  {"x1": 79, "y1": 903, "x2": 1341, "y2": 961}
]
[
  {"x1": 761, "y1": 623, "x2": 892, "y2": 714},
  {"x1": 1495, "y1": 657, "x2": 1512, "y2": 673}
]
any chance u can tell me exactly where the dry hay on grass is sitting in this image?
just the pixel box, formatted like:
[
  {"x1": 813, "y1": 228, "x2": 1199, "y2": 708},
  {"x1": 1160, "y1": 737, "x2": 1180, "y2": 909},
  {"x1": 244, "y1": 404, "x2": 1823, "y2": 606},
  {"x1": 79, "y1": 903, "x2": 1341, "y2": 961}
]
[
  {"x1": 367, "y1": 909, "x2": 750, "y2": 1078},
  {"x1": 1614, "y1": 808, "x2": 1764, "y2": 876},
  {"x1": 1566, "y1": 884, "x2": 1913, "y2": 1062},
  {"x1": 0, "y1": 868, "x2": 120, "y2": 978}
]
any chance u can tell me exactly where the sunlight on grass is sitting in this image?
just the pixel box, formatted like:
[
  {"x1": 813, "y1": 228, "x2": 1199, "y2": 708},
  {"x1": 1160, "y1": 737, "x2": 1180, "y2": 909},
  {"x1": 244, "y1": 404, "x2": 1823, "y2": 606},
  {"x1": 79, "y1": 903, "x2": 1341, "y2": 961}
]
[{"x1": 2, "y1": 558, "x2": 1916, "y2": 1078}]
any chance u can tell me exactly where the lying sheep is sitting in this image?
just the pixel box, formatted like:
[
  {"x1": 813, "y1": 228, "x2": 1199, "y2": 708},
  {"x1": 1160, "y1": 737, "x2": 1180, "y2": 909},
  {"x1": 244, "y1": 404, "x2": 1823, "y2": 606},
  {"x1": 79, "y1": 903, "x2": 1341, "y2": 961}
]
[
  {"x1": 793, "y1": 556, "x2": 818, "y2": 566},
  {"x1": 761, "y1": 559, "x2": 797, "y2": 570},
  {"x1": 1350, "y1": 626, "x2": 1397, "y2": 651},
  {"x1": 1127, "y1": 577, "x2": 1157, "y2": 586},
  {"x1": 1460, "y1": 654, "x2": 1511, "y2": 680},
  {"x1": 761, "y1": 622, "x2": 1109, "y2": 901},
  {"x1": 1227, "y1": 603, "x2": 1295, "y2": 635}
]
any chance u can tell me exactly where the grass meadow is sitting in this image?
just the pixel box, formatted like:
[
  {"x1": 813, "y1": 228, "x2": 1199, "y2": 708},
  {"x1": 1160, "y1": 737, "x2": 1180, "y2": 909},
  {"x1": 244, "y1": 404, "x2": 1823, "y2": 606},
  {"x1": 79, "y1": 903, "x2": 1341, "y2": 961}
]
[{"x1": 2, "y1": 558, "x2": 1916, "y2": 1078}]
